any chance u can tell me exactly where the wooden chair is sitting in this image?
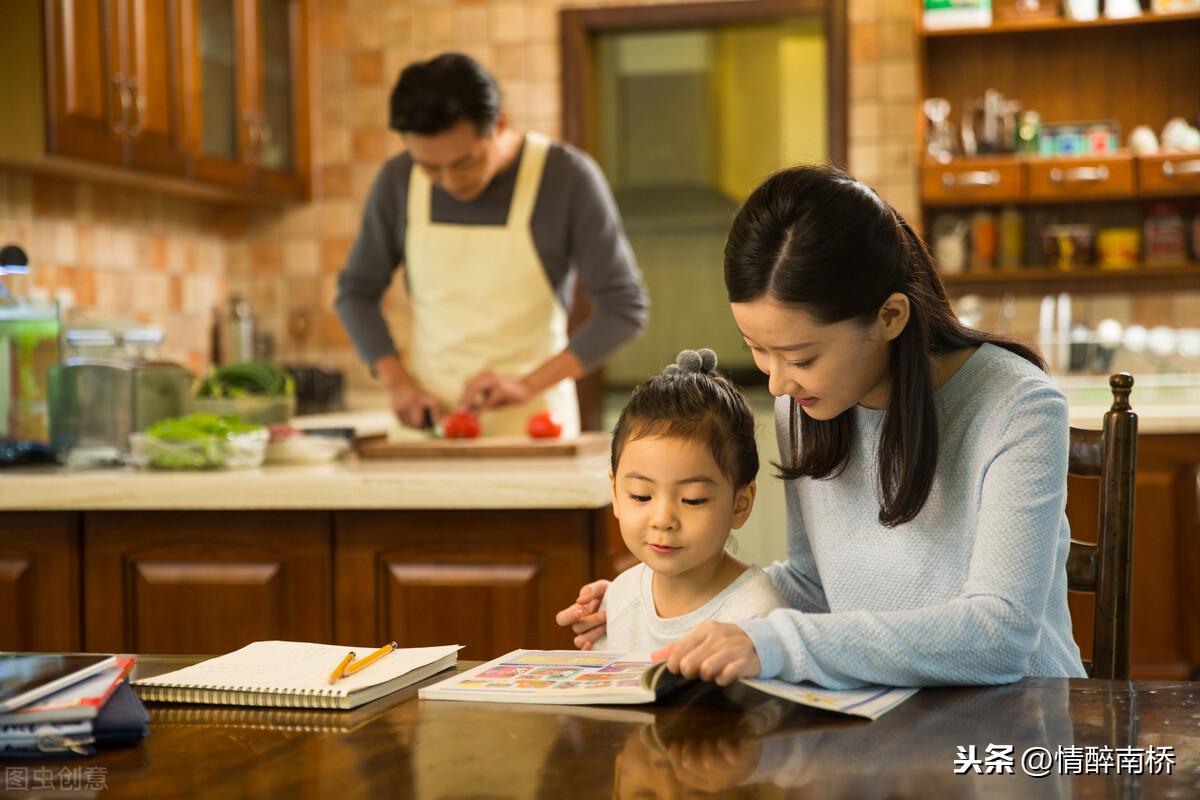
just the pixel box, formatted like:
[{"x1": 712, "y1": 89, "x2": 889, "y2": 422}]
[{"x1": 1065, "y1": 373, "x2": 1137, "y2": 680}]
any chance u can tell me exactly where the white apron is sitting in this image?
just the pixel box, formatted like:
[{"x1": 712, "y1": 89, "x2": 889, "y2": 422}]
[{"x1": 405, "y1": 132, "x2": 580, "y2": 437}]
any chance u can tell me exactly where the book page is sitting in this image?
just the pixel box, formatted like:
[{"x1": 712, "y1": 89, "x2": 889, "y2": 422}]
[
  {"x1": 739, "y1": 678, "x2": 918, "y2": 720},
  {"x1": 134, "y1": 642, "x2": 461, "y2": 695},
  {"x1": 420, "y1": 650, "x2": 659, "y2": 702}
]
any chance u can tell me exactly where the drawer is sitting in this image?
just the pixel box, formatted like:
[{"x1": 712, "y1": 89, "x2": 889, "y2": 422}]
[
  {"x1": 922, "y1": 159, "x2": 1024, "y2": 205},
  {"x1": 1027, "y1": 156, "x2": 1135, "y2": 201},
  {"x1": 1138, "y1": 153, "x2": 1200, "y2": 197}
]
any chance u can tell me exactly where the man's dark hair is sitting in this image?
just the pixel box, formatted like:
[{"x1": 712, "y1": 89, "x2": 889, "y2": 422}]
[{"x1": 389, "y1": 53, "x2": 501, "y2": 136}]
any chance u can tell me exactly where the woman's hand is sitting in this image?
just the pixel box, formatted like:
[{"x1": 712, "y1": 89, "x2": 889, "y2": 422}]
[
  {"x1": 652, "y1": 622, "x2": 761, "y2": 686},
  {"x1": 554, "y1": 580, "x2": 610, "y2": 650}
]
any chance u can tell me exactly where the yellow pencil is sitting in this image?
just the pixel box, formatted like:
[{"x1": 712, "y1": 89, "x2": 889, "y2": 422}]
[
  {"x1": 328, "y1": 650, "x2": 356, "y2": 684},
  {"x1": 343, "y1": 641, "x2": 398, "y2": 677}
]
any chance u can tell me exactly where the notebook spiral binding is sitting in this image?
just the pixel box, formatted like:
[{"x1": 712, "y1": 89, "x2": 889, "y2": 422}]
[{"x1": 135, "y1": 683, "x2": 346, "y2": 709}]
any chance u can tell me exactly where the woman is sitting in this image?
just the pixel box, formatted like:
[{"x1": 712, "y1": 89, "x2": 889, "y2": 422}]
[{"x1": 557, "y1": 165, "x2": 1086, "y2": 689}]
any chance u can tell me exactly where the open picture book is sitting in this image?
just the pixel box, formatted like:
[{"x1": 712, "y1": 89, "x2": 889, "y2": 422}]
[{"x1": 418, "y1": 649, "x2": 917, "y2": 721}]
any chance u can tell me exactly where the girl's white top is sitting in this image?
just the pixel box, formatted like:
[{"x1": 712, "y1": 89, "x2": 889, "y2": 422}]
[{"x1": 597, "y1": 563, "x2": 784, "y2": 653}]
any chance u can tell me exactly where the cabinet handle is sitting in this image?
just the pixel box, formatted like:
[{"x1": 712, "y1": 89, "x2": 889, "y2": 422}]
[
  {"x1": 1162, "y1": 159, "x2": 1200, "y2": 178},
  {"x1": 941, "y1": 170, "x2": 1000, "y2": 188},
  {"x1": 1050, "y1": 165, "x2": 1110, "y2": 183},
  {"x1": 126, "y1": 77, "x2": 144, "y2": 137},
  {"x1": 111, "y1": 75, "x2": 129, "y2": 134}
]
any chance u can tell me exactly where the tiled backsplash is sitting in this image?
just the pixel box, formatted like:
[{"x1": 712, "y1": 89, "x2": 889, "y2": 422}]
[
  {"x1": 0, "y1": 171, "x2": 235, "y2": 377},
  {"x1": 13, "y1": 1, "x2": 1193, "y2": 391}
]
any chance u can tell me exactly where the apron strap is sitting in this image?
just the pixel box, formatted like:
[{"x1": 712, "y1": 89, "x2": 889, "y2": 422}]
[{"x1": 506, "y1": 132, "x2": 551, "y2": 230}]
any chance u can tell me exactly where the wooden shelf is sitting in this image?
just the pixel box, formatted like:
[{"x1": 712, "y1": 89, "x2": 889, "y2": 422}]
[
  {"x1": 939, "y1": 265, "x2": 1200, "y2": 296},
  {"x1": 921, "y1": 10, "x2": 1200, "y2": 38}
]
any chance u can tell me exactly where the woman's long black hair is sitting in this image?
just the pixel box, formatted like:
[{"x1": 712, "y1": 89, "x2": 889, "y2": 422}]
[{"x1": 724, "y1": 165, "x2": 1043, "y2": 527}]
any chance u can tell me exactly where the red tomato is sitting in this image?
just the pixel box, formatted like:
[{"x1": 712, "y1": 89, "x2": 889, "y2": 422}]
[
  {"x1": 443, "y1": 411, "x2": 481, "y2": 439},
  {"x1": 526, "y1": 411, "x2": 563, "y2": 439}
]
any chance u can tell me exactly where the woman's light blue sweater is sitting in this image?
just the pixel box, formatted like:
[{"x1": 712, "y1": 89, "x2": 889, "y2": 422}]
[{"x1": 738, "y1": 344, "x2": 1088, "y2": 688}]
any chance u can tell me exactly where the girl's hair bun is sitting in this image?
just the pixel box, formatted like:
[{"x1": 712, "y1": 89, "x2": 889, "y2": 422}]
[{"x1": 668, "y1": 348, "x2": 718, "y2": 375}]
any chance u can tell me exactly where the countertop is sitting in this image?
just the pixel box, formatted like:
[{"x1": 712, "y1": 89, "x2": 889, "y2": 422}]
[
  {"x1": 0, "y1": 450, "x2": 613, "y2": 512},
  {"x1": 2, "y1": 376, "x2": 1195, "y2": 512}
]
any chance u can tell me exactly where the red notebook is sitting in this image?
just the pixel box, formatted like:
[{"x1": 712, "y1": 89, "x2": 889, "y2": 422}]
[{"x1": 0, "y1": 658, "x2": 135, "y2": 726}]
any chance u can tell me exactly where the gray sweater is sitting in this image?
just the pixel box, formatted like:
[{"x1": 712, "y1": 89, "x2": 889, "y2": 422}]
[
  {"x1": 334, "y1": 139, "x2": 648, "y2": 372},
  {"x1": 738, "y1": 344, "x2": 1088, "y2": 688}
]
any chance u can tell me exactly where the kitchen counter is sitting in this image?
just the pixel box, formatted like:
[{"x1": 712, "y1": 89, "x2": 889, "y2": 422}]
[{"x1": 0, "y1": 451, "x2": 613, "y2": 511}]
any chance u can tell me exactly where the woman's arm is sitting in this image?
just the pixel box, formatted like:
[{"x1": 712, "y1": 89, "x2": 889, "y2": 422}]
[{"x1": 742, "y1": 387, "x2": 1075, "y2": 688}]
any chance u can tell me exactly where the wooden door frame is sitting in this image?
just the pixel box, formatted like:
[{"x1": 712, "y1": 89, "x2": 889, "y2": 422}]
[
  {"x1": 560, "y1": 0, "x2": 848, "y2": 168},
  {"x1": 560, "y1": 1, "x2": 847, "y2": 430}
]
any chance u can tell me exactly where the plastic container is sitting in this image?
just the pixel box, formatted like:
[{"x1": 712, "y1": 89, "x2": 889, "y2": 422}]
[
  {"x1": 130, "y1": 428, "x2": 269, "y2": 470},
  {"x1": 193, "y1": 395, "x2": 296, "y2": 425}
]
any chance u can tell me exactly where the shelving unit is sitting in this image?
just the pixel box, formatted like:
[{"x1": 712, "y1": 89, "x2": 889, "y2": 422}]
[
  {"x1": 939, "y1": 264, "x2": 1199, "y2": 295},
  {"x1": 915, "y1": 4, "x2": 1200, "y2": 294},
  {"x1": 920, "y1": 8, "x2": 1200, "y2": 37}
]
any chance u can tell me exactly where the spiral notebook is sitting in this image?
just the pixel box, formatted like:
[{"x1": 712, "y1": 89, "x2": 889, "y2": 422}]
[{"x1": 133, "y1": 641, "x2": 461, "y2": 710}]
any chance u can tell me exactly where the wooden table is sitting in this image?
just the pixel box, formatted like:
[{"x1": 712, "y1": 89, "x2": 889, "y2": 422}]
[{"x1": 3, "y1": 656, "x2": 1198, "y2": 798}]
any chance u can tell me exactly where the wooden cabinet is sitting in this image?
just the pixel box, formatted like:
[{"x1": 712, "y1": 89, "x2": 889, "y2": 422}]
[
  {"x1": 82, "y1": 511, "x2": 332, "y2": 653},
  {"x1": 123, "y1": 0, "x2": 187, "y2": 173},
  {"x1": 0, "y1": 505, "x2": 615, "y2": 657},
  {"x1": 1066, "y1": 434, "x2": 1200, "y2": 680},
  {"x1": 0, "y1": 0, "x2": 308, "y2": 200},
  {"x1": 335, "y1": 510, "x2": 603, "y2": 661},
  {"x1": 41, "y1": 0, "x2": 124, "y2": 165},
  {"x1": 916, "y1": 11, "x2": 1200, "y2": 294},
  {"x1": 43, "y1": 0, "x2": 185, "y2": 174},
  {"x1": 179, "y1": 0, "x2": 309, "y2": 196},
  {"x1": 0, "y1": 513, "x2": 80, "y2": 652}
]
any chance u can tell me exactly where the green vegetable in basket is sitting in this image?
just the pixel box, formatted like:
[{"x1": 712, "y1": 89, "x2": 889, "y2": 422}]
[
  {"x1": 141, "y1": 414, "x2": 265, "y2": 469},
  {"x1": 146, "y1": 413, "x2": 263, "y2": 441},
  {"x1": 197, "y1": 361, "x2": 295, "y2": 399}
]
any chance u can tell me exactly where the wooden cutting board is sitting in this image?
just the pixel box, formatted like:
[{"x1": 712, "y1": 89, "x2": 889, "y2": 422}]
[{"x1": 356, "y1": 431, "x2": 611, "y2": 459}]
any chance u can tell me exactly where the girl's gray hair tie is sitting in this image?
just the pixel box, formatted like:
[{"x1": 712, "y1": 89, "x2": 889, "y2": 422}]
[{"x1": 663, "y1": 348, "x2": 718, "y2": 376}]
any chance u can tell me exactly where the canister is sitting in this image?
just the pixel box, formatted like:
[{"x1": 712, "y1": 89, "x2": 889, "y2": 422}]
[{"x1": 1096, "y1": 228, "x2": 1141, "y2": 270}]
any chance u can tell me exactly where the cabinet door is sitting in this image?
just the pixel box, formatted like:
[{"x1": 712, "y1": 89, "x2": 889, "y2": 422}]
[
  {"x1": 247, "y1": 0, "x2": 309, "y2": 197},
  {"x1": 83, "y1": 511, "x2": 332, "y2": 654},
  {"x1": 336, "y1": 510, "x2": 596, "y2": 661},
  {"x1": 179, "y1": 0, "x2": 255, "y2": 188},
  {"x1": 0, "y1": 513, "x2": 81, "y2": 652},
  {"x1": 43, "y1": 0, "x2": 125, "y2": 165},
  {"x1": 122, "y1": 0, "x2": 186, "y2": 174}
]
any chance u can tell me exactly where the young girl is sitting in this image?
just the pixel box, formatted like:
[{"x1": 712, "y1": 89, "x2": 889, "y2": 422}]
[
  {"x1": 591, "y1": 348, "x2": 783, "y2": 653},
  {"x1": 560, "y1": 165, "x2": 1087, "y2": 689}
]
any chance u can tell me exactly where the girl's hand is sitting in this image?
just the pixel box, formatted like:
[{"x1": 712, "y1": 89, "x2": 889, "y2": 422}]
[
  {"x1": 554, "y1": 580, "x2": 610, "y2": 650},
  {"x1": 652, "y1": 622, "x2": 761, "y2": 686}
]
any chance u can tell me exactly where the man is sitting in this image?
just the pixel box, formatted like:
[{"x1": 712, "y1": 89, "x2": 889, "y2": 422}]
[{"x1": 336, "y1": 53, "x2": 647, "y2": 436}]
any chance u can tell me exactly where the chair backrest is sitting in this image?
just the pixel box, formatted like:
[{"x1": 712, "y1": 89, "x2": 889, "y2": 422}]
[{"x1": 1065, "y1": 373, "x2": 1137, "y2": 680}]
